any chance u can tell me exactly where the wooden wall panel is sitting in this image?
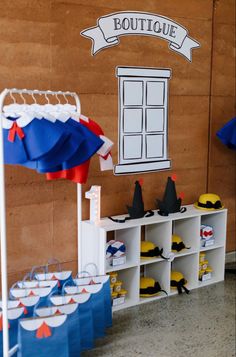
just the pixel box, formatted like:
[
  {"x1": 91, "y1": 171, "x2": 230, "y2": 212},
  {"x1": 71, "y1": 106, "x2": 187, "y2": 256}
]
[
  {"x1": 0, "y1": 0, "x2": 235, "y2": 285},
  {"x1": 208, "y1": 0, "x2": 236, "y2": 252}
]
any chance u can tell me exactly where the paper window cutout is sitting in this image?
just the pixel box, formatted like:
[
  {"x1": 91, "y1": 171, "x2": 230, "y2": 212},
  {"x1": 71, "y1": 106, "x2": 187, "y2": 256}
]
[{"x1": 114, "y1": 66, "x2": 171, "y2": 175}]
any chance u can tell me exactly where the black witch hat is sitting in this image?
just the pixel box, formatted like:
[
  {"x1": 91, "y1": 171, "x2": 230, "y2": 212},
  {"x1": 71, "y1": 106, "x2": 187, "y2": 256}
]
[
  {"x1": 156, "y1": 175, "x2": 186, "y2": 216},
  {"x1": 127, "y1": 180, "x2": 145, "y2": 219},
  {"x1": 109, "y1": 180, "x2": 154, "y2": 223}
]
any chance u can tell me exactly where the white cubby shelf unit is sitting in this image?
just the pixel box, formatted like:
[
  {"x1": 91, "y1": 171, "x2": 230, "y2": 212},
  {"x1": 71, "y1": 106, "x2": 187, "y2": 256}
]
[{"x1": 81, "y1": 204, "x2": 227, "y2": 311}]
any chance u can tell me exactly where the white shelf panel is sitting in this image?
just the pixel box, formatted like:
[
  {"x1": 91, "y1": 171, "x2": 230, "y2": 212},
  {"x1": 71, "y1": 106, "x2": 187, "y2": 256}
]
[
  {"x1": 140, "y1": 257, "x2": 164, "y2": 266},
  {"x1": 112, "y1": 298, "x2": 137, "y2": 312},
  {"x1": 173, "y1": 248, "x2": 198, "y2": 258},
  {"x1": 200, "y1": 243, "x2": 224, "y2": 252},
  {"x1": 197, "y1": 277, "x2": 224, "y2": 288},
  {"x1": 106, "y1": 261, "x2": 138, "y2": 273},
  {"x1": 83, "y1": 205, "x2": 227, "y2": 232},
  {"x1": 139, "y1": 293, "x2": 167, "y2": 305}
]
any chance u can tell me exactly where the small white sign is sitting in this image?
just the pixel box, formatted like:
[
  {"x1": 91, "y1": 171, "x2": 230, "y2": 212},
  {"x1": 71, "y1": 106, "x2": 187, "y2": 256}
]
[
  {"x1": 201, "y1": 273, "x2": 212, "y2": 282},
  {"x1": 112, "y1": 296, "x2": 125, "y2": 306},
  {"x1": 112, "y1": 256, "x2": 126, "y2": 266}
]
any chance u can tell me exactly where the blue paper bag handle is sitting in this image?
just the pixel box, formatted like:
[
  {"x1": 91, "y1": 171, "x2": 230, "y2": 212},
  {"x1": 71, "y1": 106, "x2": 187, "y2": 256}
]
[
  {"x1": 83, "y1": 263, "x2": 99, "y2": 277},
  {"x1": 29, "y1": 265, "x2": 47, "y2": 280},
  {"x1": 9, "y1": 281, "x2": 23, "y2": 299},
  {"x1": 46, "y1": 258, "x2": 62, "y2": 273},
  {"x1": 75, "y1": 270, "x2": 92, "y2": 279},
  {"x1": 61, "y1": 279, "x2": 77, "y2": 295}
]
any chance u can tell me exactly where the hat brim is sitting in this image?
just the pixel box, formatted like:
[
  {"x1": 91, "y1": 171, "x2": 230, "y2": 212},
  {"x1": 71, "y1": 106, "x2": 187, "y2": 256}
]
[
  {"x1": 171, "y1": 248, "x2": 187, "y2": 253},
  {"x1": 140, "y1": 255, "x2": 158, "y2": 259},
  {"x1": 194, "y1": 202, "x2": 224, "y2": 211},
  {"x1": 140, "y1": 292, "x2": 161, "y2": 298}
]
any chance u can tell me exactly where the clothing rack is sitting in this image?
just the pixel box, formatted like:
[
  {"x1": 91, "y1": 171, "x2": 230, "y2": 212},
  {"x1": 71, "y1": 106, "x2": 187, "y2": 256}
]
[{"x1": 0, "y1": 88, "x2": 83, "y2": 357}]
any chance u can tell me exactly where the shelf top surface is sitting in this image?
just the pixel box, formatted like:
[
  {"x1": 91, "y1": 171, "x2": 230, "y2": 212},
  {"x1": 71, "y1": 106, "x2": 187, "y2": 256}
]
[{"x1": 82, "y1": 205, "x2": 227, "y2": 232}]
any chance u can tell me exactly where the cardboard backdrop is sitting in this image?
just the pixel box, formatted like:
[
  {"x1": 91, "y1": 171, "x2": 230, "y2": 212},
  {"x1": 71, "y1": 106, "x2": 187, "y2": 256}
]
[{"x1": 0, "y1": 0, "x2": 235, "y2": 285}]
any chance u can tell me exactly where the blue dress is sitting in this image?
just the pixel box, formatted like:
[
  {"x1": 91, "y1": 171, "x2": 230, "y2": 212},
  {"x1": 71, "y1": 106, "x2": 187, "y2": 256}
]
[
  {"x1": 3, "y1": 116, "x2": 69, "y2": 165},
  {"x1": 3, "y1": 115, "x2": 104, "y2": 172},
  {"x1": 216, "y1": 117, "x2": 236, "y2": 150},
  {"x1": 37, "y1": 118, "x2": 104, "y2": 173}
]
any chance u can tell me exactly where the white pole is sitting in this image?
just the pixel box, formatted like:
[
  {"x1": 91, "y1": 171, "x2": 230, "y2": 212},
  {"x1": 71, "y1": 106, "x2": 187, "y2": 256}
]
[
  {"x1": 0, "y1": 88, "x2": 10, "y2": 357},
  {"x1": 74, "y1": 93, "x2": 82, "y2": 274},
  {"x1": 77, "y1": 183, "x2": 82, "y2": 273}
]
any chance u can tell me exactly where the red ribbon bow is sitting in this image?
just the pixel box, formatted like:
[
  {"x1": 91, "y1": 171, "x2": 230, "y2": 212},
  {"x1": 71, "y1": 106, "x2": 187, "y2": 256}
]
[
  {"x1": 8, "y1": 122, "x2": 25, "y2": 142},
  {"x1": 203, "y1": 230, "x2": 213, "y2": 237}
]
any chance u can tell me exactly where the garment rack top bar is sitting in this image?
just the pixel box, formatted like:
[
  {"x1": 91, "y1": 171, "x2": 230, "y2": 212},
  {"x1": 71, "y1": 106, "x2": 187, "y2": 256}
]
[{"x1": 2, "y1": 88, "x2": 77, "y2": 96}]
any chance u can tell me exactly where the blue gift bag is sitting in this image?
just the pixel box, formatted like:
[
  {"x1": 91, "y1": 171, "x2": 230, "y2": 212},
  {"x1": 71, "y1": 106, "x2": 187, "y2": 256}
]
[
  {"x1": 0, "y1": 307, "x2": 24, "y2": 357},
  {"x1": 17, "y1": 314, "x2": 69, "y2": 357},
  {"x1": 0, "y1": 296, "x2": 41, "y2": 317},
  {"x1": 10, "y1": 284, "x2": 54, "y2": 305},
  {"x1": 50, "y1": 292, "x2": 94, "y2": 351},
  {"x1": 13, "y1": 296, "x2": 41, "y2": 318},
  {"x1": 35, "y1": 303, "x2": 81, "y2": 357},
  {"x1": 73, "y1": 275, "x2": 112, "y2": 328},
  {"x1": 64, "y1": 283, "x2": 106, "y2": 339},
  {"x1": 33, "y1": 259, "x2": 73, "y2": 291}
]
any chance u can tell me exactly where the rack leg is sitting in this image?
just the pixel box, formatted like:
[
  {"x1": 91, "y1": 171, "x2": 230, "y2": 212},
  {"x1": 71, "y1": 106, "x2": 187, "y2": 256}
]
[
  {"x1": 0, "y1": 106, "x2": 9, "y2": 356},
  {"x1": 77, "y1": 183, "x2": 82, "y2": 273}
]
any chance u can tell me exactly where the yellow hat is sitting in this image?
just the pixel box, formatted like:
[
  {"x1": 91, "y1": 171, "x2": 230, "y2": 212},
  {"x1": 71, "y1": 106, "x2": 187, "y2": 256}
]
[
  {"x1": 171, "y1": 271, "x2": 189, "y2": 294},
  {"x1": 140, "y1": 241, "x2": 167, "y2": 259},
  {"x1": 194, "y1": 193, "x2": 224, "y2": 211},
  {"x1": 172, "y1": 234, "x2": 190, "y2": 252},
  {"x1": 171, "y1": 271, "x2": 185, "y2": 283},
  {"x1": 140, "y1": 277, "x2": 167, "y2": 297},
  {"x1": 141, "y1": 241, "x2": 156, "y2": 254}
]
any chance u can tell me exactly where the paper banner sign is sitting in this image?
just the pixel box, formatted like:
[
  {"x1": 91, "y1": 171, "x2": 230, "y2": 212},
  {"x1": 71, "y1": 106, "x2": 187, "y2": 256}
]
[{"x1": 81, "y1": 11, "x2": 200, "y2": 61}]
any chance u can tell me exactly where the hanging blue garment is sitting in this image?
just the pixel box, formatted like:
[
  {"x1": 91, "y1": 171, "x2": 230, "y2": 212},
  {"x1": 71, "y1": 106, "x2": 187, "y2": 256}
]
[
  {"x1": 0, "y1": 307, "x2": 25, "y2": 357},
  {"x1": 3, "y1": 115, "x2": 69, "y2": 164},
  {"x1": 22, "y1": 119, "x2": 90, "y2": 172},
  {"x1": 17, "y1": 314, "x2": 69, "y2": 357},
  {"x1": 216, "y1": 117, "x2": 236, "y2": 150},
  {"x1": 35, "y1": 303, "x2": 81, "y2": 357},
  {"x1": 38, "y1": 118, "x2": 104, "y2": 173},
  {"x1": 3, "y1": 113, "x2": 103, "y2": 173},
  {"x1": 49, "y1": 293, "x2": 94, "y2": 351}
]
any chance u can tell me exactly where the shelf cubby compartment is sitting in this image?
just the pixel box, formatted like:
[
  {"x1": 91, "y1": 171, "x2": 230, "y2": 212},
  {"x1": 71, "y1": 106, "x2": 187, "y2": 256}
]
[
  {"x1": 170, "y1": 253, "x2": 199, "y2": 294},
  {"x1": 200, "y1": 211, "x2": 227, "y2": 249},
  {"x1": 140, "y1": 260, "x2": 170, "y2": 304},
  {"x1": 112, "y1": 266, "x2": 140, "y2": 312},
  {"x1": 198, "y1": 247, "x2": 225, "y2": 287},
  {"x1": 172, "y1": 216, "x2": 200, "y2": 256},
  {"x1": 143, "y1": 221, "x2": 172, "y2": 260},
  {"x1": 106, "y1": 226, "x2": 140, "y2": 273}
]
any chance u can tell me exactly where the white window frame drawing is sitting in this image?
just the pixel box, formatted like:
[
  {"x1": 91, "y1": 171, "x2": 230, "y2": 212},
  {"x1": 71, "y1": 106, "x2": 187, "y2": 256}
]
[{"x1": 114, "y1": 66, "x2": 172, "y2": 175}]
